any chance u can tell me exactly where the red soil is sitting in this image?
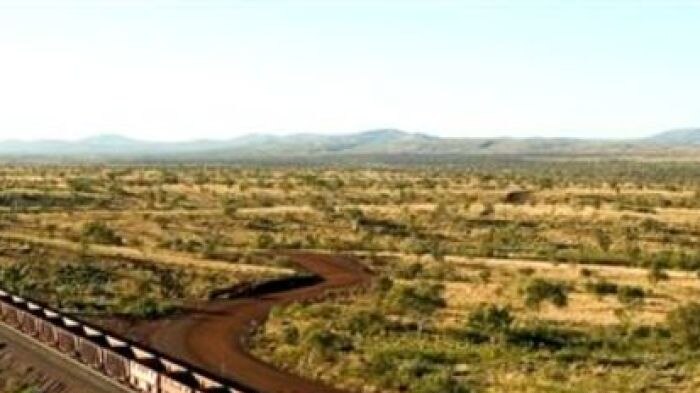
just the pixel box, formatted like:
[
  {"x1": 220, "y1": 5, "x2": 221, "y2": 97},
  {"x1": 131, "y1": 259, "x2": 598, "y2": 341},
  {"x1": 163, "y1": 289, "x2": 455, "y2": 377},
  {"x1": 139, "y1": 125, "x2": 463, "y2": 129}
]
[{"x1": 127, "y1": 253, "x2": 372, "y2": 393}]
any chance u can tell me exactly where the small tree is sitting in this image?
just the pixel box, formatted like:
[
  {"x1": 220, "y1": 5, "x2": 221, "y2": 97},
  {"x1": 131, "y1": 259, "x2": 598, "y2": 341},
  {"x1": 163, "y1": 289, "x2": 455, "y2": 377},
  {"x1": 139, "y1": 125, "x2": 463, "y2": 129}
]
[
  {"x1": 467, "y1": 304, "x2": 514, "y2": 338},
  {"x1": 80, "y1": 221, "x2": 123, "y2": 246},
  {"x1": 617, "y1": 285, "x2": 646, "y2": 305},
  {"x1": 302, "y1": 327, "x2": 351, "y2": 361},
  {"x1": 594, "y1": 229, "x2": 612, "y2": 252},
  {"x1": 667, "y1": 302, "x2": 700, "y2": 349},
  {"x1": 648, "y1": 264, "x2": 669, "y2": 283},
  {"x1": 384, "y1": 281, "x2": 445, "y2": 332},
  {"x1": 412, "y1": 371, "x2": 470, "y2": 393},
  {"x1": 524, "y1": 279, "x2": 569, "y2": 308},
  {"x1": 257, "y1": 233, "x2": 275, "y2": 249},
  {"x1": 385, "y1": 281, "x2": 445, "y2": 316}
]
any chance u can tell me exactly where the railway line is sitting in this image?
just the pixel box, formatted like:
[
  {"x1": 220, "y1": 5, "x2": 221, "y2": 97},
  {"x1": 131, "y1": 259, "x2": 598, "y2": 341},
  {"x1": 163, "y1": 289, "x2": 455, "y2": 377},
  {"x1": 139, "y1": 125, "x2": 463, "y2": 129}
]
[
  {"x1": 0, "y1": 288, "x2": 250, "y2": 393},
  {"x1": 0, "y1": 321, "x2": 131, "y2": 393}
]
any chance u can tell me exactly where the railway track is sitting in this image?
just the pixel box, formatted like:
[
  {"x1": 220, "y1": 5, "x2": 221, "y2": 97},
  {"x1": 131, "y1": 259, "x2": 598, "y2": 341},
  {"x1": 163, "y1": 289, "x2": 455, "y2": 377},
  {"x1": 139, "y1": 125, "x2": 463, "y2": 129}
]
[{"x1": 0, "y1": 319, "x2": 132, "y2": 393}]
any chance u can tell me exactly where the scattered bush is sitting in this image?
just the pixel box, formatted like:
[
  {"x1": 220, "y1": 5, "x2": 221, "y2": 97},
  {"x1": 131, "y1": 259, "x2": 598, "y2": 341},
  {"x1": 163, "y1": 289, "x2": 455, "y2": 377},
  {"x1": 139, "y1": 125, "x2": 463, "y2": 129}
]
[
  {"x1": 80, "y1": 221, "x2": 123, "y2": 245},
  {"x1": 467, "y1": 303, "x2": 514, "y2": 333},
  {"x1": 384, "y1": 281, "x2": 446, "y2": 316},
  {"x1": 412, "y1": 370, "x2": 470, "y2": 393},
  {"x1": 302, "y1": 327, "x2": 352, "y2": 360},
  {"x1": 579, "y1": 268, "x2": 593, "y2": 277},
  {"x1": 396, "y1": 262, "x2": 423, "y2": 279},
  {"x1": 585, "y1": 280, "x2": 618, "y2": 296},
  {"x1": 120, "y1": 297, "x2": 176, "y2": 319},
  {"x1": 506, "y1": 324, "x2": 583, "y2": 350},
  {"x1": 585, "y1": 280, "x2": 646, "y2": 304},
  {"x1": 342, "y1": 309, "x2": 386, "y2": 335},
  {"x1": 617, "y1": 285, "x2": 646, "y2": 304},
  {"x1": 667, "y1": 302, "x2": 700, "y2": 349},
  {"x1": 594, "y1": 229, "x2": 612, "y2": 252},
  {"x1": 523, "y1": 278, "x2": 569, "y2": 308},
  {"x1": 256, "y1": 233, "x2": 275, "y2": 249},
  {"x1": 518, "y1": 267, "x2": 535, "y2": 276},
  {"x1": 67, "y1": 177, "x2": 95, "y2": 193},
  {"x1": 648, "y1": 265, "x2": 669, "y2": 283}
]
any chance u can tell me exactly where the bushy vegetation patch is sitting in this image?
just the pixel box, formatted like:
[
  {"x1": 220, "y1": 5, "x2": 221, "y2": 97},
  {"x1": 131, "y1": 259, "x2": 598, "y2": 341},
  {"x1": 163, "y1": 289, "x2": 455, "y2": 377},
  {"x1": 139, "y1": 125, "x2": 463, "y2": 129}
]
[
  {"x1": 0, "y1": 247, "x2": 252, "y2": 318},
  {"x1": 523, "y1": 279, "x2": 569, "y2": 309},
  {"x1": 255, "y1": 278, "x2": 700, "y2": 393}
]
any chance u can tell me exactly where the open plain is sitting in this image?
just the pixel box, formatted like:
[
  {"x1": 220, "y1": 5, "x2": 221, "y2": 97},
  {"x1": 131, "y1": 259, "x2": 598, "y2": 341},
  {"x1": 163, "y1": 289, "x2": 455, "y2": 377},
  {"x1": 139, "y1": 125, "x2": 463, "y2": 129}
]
[{"x1": 1, "y1": 161, "x2": 700, "y2": 392}]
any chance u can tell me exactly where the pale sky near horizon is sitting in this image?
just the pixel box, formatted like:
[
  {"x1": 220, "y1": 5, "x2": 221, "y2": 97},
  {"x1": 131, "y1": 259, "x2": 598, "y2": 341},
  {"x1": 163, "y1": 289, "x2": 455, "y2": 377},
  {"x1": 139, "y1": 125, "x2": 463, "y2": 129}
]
[{"x1": 0, "y1": 0, "x2": 699, "y2": 141}]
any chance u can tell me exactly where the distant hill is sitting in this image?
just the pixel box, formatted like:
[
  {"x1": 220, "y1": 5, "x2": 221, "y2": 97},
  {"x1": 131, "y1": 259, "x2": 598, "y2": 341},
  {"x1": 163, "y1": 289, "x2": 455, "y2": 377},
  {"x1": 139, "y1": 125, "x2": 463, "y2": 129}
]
[
  {"x1": 0, "y1": 128, "x2": 698, "y2": 163},
  {"x1": 645, "y1": 129, "x2": 700, "y2": 145}
]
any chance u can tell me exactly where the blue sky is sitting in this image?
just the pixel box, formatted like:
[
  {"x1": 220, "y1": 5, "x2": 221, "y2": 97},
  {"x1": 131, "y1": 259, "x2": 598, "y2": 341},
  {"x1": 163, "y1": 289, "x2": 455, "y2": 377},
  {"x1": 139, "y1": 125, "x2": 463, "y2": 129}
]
[{"x1": 0, "y1": 0, "x2": 698, "y2": 141}]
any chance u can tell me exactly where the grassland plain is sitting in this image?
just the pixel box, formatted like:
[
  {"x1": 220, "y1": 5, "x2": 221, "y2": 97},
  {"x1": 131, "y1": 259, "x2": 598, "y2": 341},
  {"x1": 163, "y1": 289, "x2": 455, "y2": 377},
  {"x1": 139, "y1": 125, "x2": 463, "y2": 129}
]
[{"x1": 1, "y1": 161, "x2": 700, "y2": 392}]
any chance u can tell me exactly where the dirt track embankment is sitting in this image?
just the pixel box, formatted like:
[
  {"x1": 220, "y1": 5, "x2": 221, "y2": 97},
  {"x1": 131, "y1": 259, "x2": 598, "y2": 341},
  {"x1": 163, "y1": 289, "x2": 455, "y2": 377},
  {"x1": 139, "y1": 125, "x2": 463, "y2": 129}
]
[{"x1": 130, "y1": 253, "x2": 372, "y2": 393}]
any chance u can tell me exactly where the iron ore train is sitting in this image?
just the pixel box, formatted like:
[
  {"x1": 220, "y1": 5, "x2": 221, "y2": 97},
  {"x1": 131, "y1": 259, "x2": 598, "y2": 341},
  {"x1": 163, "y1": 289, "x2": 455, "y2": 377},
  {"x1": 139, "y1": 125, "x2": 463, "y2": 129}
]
[{"x1": 0, "y1": 288, "x2": 251, "y2": 393}]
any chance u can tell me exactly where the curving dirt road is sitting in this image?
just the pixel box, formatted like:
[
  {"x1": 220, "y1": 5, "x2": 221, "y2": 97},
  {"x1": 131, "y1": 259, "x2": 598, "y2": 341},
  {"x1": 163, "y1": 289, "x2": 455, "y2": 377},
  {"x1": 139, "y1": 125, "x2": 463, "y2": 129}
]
[{"x1": 136, "y1": 253, "x2": 372, "y2": 393}]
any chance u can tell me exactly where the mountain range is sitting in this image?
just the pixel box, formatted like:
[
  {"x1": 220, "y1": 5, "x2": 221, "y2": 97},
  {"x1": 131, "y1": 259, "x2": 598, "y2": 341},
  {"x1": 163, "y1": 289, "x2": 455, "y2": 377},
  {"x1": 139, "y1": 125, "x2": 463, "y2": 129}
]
[{"x1": 0, "y1": 128, "x2": 698, "y2": 162}]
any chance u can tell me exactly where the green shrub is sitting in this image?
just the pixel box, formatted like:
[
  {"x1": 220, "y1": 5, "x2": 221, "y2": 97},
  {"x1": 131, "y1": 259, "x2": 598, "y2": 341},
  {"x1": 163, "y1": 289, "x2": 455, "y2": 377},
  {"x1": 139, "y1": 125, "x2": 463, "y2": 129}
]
[
  {"x1": 367, "y1": 350, "x2": 469, "y2": 393},
  {"x1": 302, "y1": 327, "x2": 352, "y2": 360},
  {"x1": 506, "y1": 324, "x2": 584, "y2": 350},
  {"x1": 467, "y1": 303, "x2": 514, "y2": 333},
  {"x1": 518, "y1": 267, "x2": 535, "y2": 276},
  {"x1": 80, "y1": 221, "x2": 123, "y2": 245},
  {"x1": 385, "y1": 281, "x2": 446, "y2": 316},
  {"x1": 585, "y1": 280, "x2": 618, "y2": 296},
  {"x1": 281, "y1": 324, "x2": 300, "y2": 345},
  {"x1": 524, "y1": 278, "x2": 569, "y2": 308},
  {"x1": 342, "y1": 309, "x2": 386, "y2": 335},
  {"x1": 594, "y1": 229, "x2": 612, "y2": 252},
  {"x1": 648, "y1": 265, "x2": 669, "y2": 283},
  {"x1": 67, "y1": 177, "x2": 95, "y2": 193},
  {"x1": 56, "y1": 263, "x2": 112, "y2": 289},
  {"x1": 122, "y1": 297, "x2": 176, "y2": 319},
  {"x1": 579, "y1": 268, "x2": 593, "y2": 277},
  {"x1": 256, "y1": 233, "x2": 275, "y2": 249},
  {"x1": 617, "y1": 285, "x2": 646, "y2": 304},
  {"x1": 478, "y1": 268, "x2": 492, "y2": 283},
  {"x1": 412, "y1": 371, "x2": 470, "y2": 393},
  {"x1": 667, "y1": 302, "x2": 700, "y2": 349},
  {"x1": 396, "y1": 262, "x2": 423, "y2": 279}
]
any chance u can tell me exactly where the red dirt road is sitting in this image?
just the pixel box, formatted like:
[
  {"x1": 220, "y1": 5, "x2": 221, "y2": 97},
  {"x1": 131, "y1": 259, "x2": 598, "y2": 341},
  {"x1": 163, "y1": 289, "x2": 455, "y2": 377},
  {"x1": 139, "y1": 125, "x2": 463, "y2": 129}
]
[{"x1": 138, "y1": 253, "x2": 372, "y2": 393}]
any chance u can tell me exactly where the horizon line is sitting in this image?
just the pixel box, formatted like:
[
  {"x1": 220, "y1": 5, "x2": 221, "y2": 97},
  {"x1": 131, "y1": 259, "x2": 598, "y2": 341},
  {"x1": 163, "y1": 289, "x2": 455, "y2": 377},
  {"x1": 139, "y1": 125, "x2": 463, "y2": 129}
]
[{"x1": 0, "y1": 127, "x2": 696, "y2": 143}]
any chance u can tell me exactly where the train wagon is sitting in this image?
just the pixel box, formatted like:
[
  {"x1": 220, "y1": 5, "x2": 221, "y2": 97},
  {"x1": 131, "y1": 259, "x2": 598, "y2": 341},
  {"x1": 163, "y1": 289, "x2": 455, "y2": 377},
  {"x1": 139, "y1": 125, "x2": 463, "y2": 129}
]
[
  {"x1": 20, "y1": 302, "x2": 43, "y2": 336},
  {"x1": 79, "y1": 336, "x2": 105, "y2": 369},
  {"x1": 129, "y1": 358, "x2": 161, "y2": 393},
  {"x1": 38, "y1": 318, "x2": 58, "y2": 344},
  {"x1": 37, "y1": 309, "x2": 61, "y2": 345},
  {"x1": 2, "y1": 303, "x2": 20, "y2": 327},
  {"x1": 0, "y1": 287, "x2": 248, "y2": 393},
  {"x1": 157, "y1": 358, "x2": 193, "y2": 393},
  {"x1": 56, "y1": 326, "x2": 78, "y2": 356},
  {"x1": 16, "y1": 309, "x2": 28, "y2": 329},
  {"x1": 102, "y1": 342, "x2": 131, "y2": 382},
  {"x1": 193, "y1": 374, "x2": 234, "y2": 393},
  {"x1": 195, "y1": 387, "x2": 234, "y2": 393},
  {"x1": 19, "y1": 311, "x2": 39, "y2": 335},
  {"x1": 77, "y1": 325, "x2": 108, "y2": 369},
  {"x1": 0, "y1": 297, "x2": 11, "y2": 317},
  {"x1": 160, "y1": 372, "x2": 195, "y2": 393}
]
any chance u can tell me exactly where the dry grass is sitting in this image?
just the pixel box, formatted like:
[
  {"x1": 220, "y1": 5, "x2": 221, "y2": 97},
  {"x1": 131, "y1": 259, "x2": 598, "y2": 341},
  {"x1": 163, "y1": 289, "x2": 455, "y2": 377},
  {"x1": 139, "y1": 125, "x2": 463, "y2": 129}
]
[{"x1": 0, "y1": 231, "x2": 293, "y2": 275}]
